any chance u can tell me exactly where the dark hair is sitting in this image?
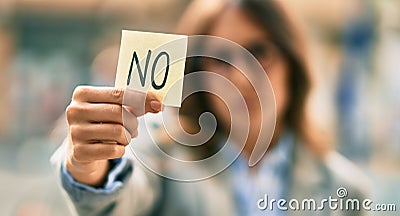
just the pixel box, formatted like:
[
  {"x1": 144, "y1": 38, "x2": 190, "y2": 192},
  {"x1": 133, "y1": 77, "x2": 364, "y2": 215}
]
[{"x1": 175, "y1": 0, "x2": 313, "y2": 157}]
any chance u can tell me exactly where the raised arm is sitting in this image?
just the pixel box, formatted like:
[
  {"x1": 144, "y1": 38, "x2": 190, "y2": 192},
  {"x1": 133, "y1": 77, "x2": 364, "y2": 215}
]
[{"x1": 53, "y1": 86, "x2": 163, "y2": 216}]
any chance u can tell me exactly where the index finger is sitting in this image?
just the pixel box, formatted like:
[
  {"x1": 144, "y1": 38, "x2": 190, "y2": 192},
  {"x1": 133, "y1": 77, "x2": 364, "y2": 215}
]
[
  {"x1": 73, "y1": 86, "x2": 125, "y2": 104},
  {"x1": 73, "y1": 85, "x2": 162, "y2": 117}
]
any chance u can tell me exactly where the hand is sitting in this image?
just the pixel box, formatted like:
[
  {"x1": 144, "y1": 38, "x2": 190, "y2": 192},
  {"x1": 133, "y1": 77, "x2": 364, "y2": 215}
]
[{"x1": 65, "y1": 86, "x2": 161, "y2": 186}]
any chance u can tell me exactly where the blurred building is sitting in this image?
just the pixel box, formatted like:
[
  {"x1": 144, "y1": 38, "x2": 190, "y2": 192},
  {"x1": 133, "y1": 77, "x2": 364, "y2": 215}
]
[{"x1": 0, "y1": 1, "x2": 189, "y2": 215}]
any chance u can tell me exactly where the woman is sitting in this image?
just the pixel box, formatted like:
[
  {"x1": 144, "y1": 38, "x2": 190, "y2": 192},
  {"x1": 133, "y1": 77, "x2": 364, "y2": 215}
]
[{"x1": 52, "y1": 0, "x2": 369, "y2": 215}]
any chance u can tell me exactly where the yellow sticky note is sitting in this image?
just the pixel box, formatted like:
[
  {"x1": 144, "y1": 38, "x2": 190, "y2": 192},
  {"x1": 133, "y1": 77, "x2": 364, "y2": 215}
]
[{"x1": 115, "y1": 30, "x2": 188, "y2": 107}]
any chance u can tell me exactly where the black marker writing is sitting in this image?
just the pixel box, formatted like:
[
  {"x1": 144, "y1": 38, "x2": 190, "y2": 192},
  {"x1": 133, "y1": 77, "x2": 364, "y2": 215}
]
[{"x1": 127, "y1": 50, "x2": 170, "y2": 90}]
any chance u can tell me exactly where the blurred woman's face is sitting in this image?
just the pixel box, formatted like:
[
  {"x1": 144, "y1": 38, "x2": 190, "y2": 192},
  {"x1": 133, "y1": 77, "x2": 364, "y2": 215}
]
[{"x1": 203, "y1": 6, "x2": 290, "y2": 141}]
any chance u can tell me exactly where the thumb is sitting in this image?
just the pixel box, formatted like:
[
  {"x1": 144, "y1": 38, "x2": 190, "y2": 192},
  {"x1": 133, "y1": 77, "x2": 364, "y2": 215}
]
[{"x1": 124, "y1": 89, "x2": 162, "y2": 116}]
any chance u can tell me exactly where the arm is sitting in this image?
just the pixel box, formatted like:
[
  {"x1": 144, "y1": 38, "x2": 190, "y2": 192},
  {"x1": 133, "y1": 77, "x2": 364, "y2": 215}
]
[{"x1": 51, "y1": 141, "x2": 161, "y2": 216}]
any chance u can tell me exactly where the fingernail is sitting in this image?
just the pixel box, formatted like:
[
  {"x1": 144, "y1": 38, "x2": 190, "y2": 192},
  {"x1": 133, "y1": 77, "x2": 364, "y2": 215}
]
[
  {"x1": 132, "y1": 129, "x2": 138, "y2": 138},
  {"x1": 150, "y1": 100, "x2": 162, "y2": 112},
  {"x1": 124, "y1": 128, "x2": 132, "y2": 143}
]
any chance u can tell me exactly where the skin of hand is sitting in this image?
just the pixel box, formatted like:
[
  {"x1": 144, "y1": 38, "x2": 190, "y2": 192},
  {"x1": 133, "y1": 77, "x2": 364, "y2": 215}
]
[{"x1": 64, "y1": 86, "x2": 162, "y2": 187}]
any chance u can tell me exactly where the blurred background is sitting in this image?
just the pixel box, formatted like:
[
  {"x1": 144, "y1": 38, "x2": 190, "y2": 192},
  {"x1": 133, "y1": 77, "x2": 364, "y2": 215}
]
[{"x1": 0, "y1": 0, "x2": 399, "y2": 215}]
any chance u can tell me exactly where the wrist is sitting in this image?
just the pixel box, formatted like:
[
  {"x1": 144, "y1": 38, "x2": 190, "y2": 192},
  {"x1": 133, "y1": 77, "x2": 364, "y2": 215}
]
[{"x1": 65, "y1": 158, "x2": 110, "y2": 187}]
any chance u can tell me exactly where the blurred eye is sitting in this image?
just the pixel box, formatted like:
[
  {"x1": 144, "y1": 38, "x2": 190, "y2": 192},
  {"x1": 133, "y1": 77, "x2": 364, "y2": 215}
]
[
  {"x1": 214, "y1": 49, "x2": 233, "y2": 62},
  {"x1": 246, "y1": 43, "x2": 269, "y2": 60},
  {"x1": 203, "y1": 49, "x2": 233, "y2": 69}
]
